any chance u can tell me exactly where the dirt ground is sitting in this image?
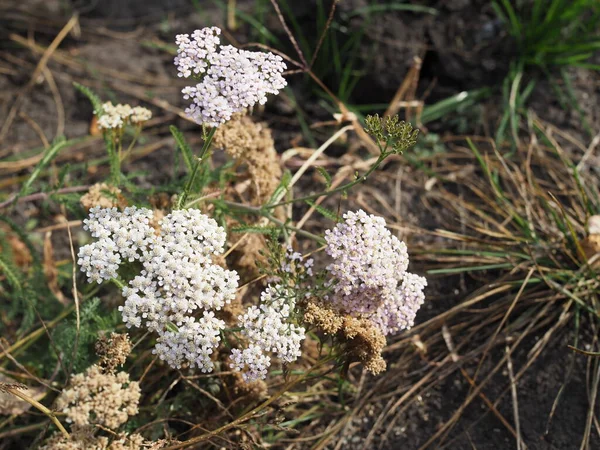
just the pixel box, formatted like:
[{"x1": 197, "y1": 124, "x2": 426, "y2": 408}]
[{"x1": 1, "y1": 0, "x2": 599, "y2": 449}]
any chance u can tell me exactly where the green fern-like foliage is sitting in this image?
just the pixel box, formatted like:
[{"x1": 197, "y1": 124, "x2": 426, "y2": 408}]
[
  {"x1": 365, "y1": 114, "x2": 420, "y2": 154},
  {"x1": 51, "y1": 298, "x2": 121, "y2": 374},
  {"x1": 0, "y1": 216, "x2": 59, "y2": 335}
]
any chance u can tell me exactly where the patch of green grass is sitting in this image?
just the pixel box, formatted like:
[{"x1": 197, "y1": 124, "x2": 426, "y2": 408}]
[
  {"x1": 493, "y1": 0, "x2": 600, "y2": 70},
  {"x1": 493, "y1": 0, "x2": 600, "y2": 144}
]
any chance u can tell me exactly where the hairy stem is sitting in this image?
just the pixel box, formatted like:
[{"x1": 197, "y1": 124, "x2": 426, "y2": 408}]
[
  {"x1": 265, "y1": 151, "x2": 388, "y2": 209},
  {"x1": 220, "y1": 201, "x2": 326, "y2": 244}
]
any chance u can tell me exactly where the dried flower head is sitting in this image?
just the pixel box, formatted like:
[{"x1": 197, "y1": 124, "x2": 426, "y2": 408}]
[
  {"x1": 214, "y1": 114, "x2": 283, "y2": 204},
  {"x1": 80, "y1": 183, "x2": 127, "y2": 211},
  {"x1": 341, "y1": 316, "x2": 387, "y2": 375},
  {"x1": 302, "y1": 299, "x2": 344, "y2": 335},
  {"x1": 56, "y1": 365, "x2": 140, "y2": 429},
  {"x1": 175, "y1": 27, "x2": 286, "y2": 127},
  {"x1": 95, "y1": 333, "x2": 132, "y2": 373},
  {"x1": 302, "y1": 298, "x2": 386, "y2": 374},
  {"x1": 229, "y1": 371, "x2": 268, "y2": 403},
  {"x1": 40, "y1": 426, "x2": 109, "y2": 450},
  {"x1": 41, "y1": 427, "x2": 173, "y2": 450}
]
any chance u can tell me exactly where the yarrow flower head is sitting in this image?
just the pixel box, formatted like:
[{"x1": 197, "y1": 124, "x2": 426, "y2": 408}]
[
  {"x1": 324, "y1": 210, "x2": 426, "y2": 335},
  {"x1": 78, "y1": 206, "x2": 155, "y2": 284},
  {"x1": 96, "y1": 102, "x2": 152, "y2": 130},
  {"x1": 175, "y1": 27, "x2": 287, "y2": 127},
  {"x1": 78, "y1": 207, "x2": 239, "y2": 372},
  {"x1": 230, "y1": 284, "x2": 305, "y2": 382}
]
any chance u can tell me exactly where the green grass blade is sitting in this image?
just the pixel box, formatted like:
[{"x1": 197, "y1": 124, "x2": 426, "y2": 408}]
[
  {"x1": 349, "y1": 3, "x2": 438, "y2": 16},
  {"x1": 19, "y1": 137, "x2": 70, "y2": 198}
]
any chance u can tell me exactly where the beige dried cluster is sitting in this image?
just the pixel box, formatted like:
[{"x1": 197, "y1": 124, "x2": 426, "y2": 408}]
[
  {"x1": 96, "y1": 333, "x2": 132, "y2": 373},
  {"x1": 81, "y1": 183, "x2": 127, "y2": 211},
  {"x1": 213, "y1": 113, "x2": 282, "y2": 204},
  {"x1": 303, "y1": 299, "x2": 387, "y2": 374},
  {"x1": 40, "y1": 426, "x2": 108, "y2": 450},
  {"x1": 225, "y1": 220, "x2": 268, "y2": 276},
  {"x1": 40, "y1": 426, "x2": 172, "y2": 450},
  {"x1": 56, "y1": 365, "x2": 140, "y2": 429},
  {"x1": 229, "y1": 371, "x2": 268, "y2": 403}
]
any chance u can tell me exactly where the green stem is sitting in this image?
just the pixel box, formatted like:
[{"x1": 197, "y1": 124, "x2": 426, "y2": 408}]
[
  {"x1": 265, "y1": 152, "x2": 388, "y2": 209},
  {"x1": 120, "y1": 126, "x2": 142, "y2": 163},
  {"x1": 220, "y1": 200, "x2": 326, "y2": 244},
  {"x1": 110, "y1": 278, "x2": 125, "y2": 289},
  {"x1": 177, "y1": 128, "x2": 217, "y2": 209},
  {"x1": 105, "y1": 133, "x2": 121, "y2": 185}
]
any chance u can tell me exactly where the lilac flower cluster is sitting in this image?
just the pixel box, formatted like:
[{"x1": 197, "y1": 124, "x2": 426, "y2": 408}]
[
  {"x1": 230, "y1": 284, "x2": 305, "y2": 382},
  {"x1": 175, "y1": 27, "x2": 287, "y2": 127},
  {"x1": 324, "y1": 210, "x2": 426, "y2": 335},
  {"x1": 78, "y1": 207, "x2": 239, "y2": 372}
]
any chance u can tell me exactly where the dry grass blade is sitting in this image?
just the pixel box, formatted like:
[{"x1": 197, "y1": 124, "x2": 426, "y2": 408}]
[{"x1": 341, "y1": 129, "x2": 600, "y2": 448}]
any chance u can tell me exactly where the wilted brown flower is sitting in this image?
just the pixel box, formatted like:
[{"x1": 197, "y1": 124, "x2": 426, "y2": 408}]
[
  {"x1": 80, "y1": 183, "x2": 127, "y2": 211},
  {"x1": 303, "y1": 298, "x2": 387, "y2": 374},
  {"x1": 229, "y1": 371, "x2": 268, "y2": 403},
  {"x1": 213, "y1": 113, "x2": 282, "y2": 204},
  {"x1": 95, "y1": 333, "x2": 132, "y2": 374}
]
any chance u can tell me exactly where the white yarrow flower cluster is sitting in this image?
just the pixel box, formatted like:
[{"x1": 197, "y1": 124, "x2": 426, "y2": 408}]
[
  {"x1": 324, "y1": 210, "x2": 426, "y2": 335},
  {"x1": 175, "y1": 27, "x2": 287, "y2": 127},
  {"x1": 78, "y1": 207, "x2": 239, "y2": 372},
  {"x1": 78, "y1": 207, "x2": 155, "y2": 284},
  {"x1": 230, "y1": 284, "x2": 305, "y2": 382},
  {"x1": 96, "y1": 101, "x2": 152, "y2": 130}
]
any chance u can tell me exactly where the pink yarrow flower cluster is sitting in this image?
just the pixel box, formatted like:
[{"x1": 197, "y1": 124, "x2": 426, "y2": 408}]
[
  {"x1": 324, "y1": 210, "x2": 426, "y2": 335},
  {"x1": 175, "y1": 27, "x2": 287, "y2": 127}
]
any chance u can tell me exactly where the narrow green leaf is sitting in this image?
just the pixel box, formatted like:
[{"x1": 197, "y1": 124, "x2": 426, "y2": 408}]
[
  {"x1": 349, "y1": 3, "x2": 438, "y2": 16},
  {"x1": 305, "y1": 200, "x2": 339, "y2": 222},
  {"x1": 170, "y1": 125, "x2": 195, "y2": 172},
  {"x1": 230, "y1": 225, "x2": 281, "y2": 235},
  {"x1": 267, "y1": 170, "x2": 292, "y2": 206},
  {"x1": 19, "y1": 137, "x2": 69, "y2": 198},
  {"x1": 73, "y1": 82, "x2": 104, "y2": 114},
  {"x1": 0, "y1": 254, "x2": 24, "y2": 295},
  {"x1": 316, "y1": 166, "x2": 332, "y2": 189}
]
